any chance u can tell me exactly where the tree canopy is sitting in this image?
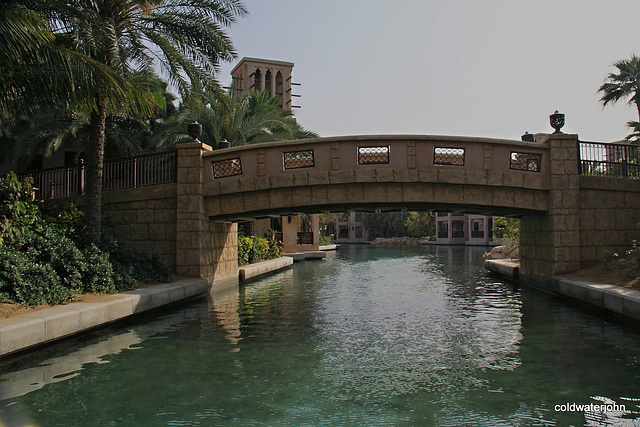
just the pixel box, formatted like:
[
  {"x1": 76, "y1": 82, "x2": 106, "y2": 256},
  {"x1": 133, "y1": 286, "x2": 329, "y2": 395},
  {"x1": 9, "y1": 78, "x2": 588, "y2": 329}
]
[
  {"x1": 598, "y1": 54, "x2": 640, "y2": 142},
  {"x1": 4, "y1": 0, "x2": 247, "y2": 243}
]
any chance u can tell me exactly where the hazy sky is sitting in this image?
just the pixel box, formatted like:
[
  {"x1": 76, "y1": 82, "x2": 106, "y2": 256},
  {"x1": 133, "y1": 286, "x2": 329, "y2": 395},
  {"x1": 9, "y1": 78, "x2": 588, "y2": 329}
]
[{"x1": 218, "y1": 1, "x2": 640, "y2": 142}]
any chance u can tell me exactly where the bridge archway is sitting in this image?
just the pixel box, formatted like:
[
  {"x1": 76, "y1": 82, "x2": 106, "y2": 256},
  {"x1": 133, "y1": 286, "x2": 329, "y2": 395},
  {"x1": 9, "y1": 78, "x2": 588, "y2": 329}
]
[{"x1": 172, "y1": 134, "x2": 640, "y2": 285}]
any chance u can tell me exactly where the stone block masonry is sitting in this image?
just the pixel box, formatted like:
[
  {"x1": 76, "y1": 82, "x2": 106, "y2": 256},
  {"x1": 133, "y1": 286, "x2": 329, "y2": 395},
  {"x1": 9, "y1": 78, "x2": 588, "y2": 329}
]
[
  {"x1": 176, "y1": 143, "x2": 238, "y2": 285},
  {"x1": 520, "y1": 134, "x2": 581, "y2": 277},
  {"x1": 55, "y1": 133, "x2": 640, "y2": 281},
  {"x1": 101, "y1": 184, "x2": 177, "y2": 271},
  {"x1": 578, "y1": 176, "x2": 640, "y2": 265}
]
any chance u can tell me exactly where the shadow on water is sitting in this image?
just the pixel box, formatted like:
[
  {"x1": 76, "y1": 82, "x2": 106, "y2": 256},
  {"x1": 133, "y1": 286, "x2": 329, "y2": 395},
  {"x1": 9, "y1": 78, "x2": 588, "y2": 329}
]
[{"x1": 0, "y1": 245, "x2": 639, "y2": 426}]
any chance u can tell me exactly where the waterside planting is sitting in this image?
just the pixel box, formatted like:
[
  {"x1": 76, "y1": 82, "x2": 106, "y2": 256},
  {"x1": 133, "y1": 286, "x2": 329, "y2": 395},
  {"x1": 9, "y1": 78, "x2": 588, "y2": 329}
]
[{"x1": 0, "y1": 173, "x2": 171, "y2": 307}]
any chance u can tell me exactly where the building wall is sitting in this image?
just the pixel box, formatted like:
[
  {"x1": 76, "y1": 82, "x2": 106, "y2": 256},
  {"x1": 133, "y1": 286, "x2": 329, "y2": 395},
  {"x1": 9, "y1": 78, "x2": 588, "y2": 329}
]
[
  {"x1": 281, "y1": 214, "x2": 320, "y2": 252},
  {"x1": 336, "y1": 211, "x2": 369, "y2": 243},
  {"x1": 435, "y1": 212, "x2": 494, "y2": 245}
]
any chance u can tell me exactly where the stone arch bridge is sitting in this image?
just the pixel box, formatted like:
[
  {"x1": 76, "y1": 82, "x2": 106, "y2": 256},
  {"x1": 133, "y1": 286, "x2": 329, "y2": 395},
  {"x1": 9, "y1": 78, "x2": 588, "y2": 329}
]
[{"x1": 95, "y1": 134, "x2": 640, "y2": 287}]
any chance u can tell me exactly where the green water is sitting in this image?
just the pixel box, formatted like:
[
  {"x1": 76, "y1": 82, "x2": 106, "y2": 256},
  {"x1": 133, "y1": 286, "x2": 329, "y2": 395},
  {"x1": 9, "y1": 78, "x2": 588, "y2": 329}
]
[{"x1": 1, "y1": 245, "x2": 639, "y2": 426}]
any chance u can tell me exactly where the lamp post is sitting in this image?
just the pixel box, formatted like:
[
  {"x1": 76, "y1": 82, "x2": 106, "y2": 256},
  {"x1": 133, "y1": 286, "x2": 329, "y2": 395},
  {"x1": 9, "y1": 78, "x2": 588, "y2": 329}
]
[
  {"x1": 217, "y1": 139, "x2": 231, "y2": 149},
  {"x1": 549, "y1": 110, "x2": 565, "y2": 133}
]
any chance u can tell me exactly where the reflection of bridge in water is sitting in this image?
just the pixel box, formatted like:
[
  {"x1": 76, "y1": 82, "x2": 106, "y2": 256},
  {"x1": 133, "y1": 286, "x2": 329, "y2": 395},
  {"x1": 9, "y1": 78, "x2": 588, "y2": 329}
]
[{"x1": 19, "y1": 134, "x2": 640, "y2": 285}]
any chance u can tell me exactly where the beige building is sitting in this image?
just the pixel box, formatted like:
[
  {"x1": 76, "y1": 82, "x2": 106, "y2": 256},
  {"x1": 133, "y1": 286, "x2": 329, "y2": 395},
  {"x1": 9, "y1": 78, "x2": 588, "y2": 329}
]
[
  {"x1": 230, "y1": 57, "x2": 295, "y2": 110},
  {"x1": 232, "y1": 57, "x2": 318, "y2": 253},
  {"x1": 336, "y1": 211, "x2": 370, "y2": 243},
  {"x1": 435, "y1": 213, "x2": 495, "y2": 245}
]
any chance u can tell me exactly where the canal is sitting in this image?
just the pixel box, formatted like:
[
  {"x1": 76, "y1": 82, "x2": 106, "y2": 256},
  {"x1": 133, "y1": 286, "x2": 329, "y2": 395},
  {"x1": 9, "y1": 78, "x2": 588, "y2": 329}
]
[{"x1": 1, "y1": 245, "x2": 639, "y2": 426}]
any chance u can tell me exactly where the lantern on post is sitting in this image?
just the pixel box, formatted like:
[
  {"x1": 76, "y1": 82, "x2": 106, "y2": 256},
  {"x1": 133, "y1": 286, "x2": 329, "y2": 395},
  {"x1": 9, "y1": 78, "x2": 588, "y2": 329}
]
[
  {"x1": 187, "y1": 121, "x2": 202, "y2": 142},
  {"x1": 549, "y1": 110, "x2": 565, "y2": 133}
]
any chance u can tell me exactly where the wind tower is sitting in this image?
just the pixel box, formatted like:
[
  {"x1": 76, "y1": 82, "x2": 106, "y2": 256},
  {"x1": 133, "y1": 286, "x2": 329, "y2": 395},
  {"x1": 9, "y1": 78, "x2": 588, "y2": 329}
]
[
  {"x1": 230, "y1": 58, "x2": 316, "y2": 253},
  {"x1": 230, "y1": 57, "x2": 300, "y2": 112}
]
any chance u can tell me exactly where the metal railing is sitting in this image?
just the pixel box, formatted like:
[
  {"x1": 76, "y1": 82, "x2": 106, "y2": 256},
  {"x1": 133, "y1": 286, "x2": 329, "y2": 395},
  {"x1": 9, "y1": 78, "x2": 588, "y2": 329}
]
[
  {"x1": 16, "y1": 150, "x2": 176, "y2": 200},
  {"x1": 471, "y1": 230, "x2": 484, "y2": 238},
  {"x1": 297, "y1": 231, "x2": 314, "y2": 245},
  {"x1": 579, "y1": 141, "x2": 640, "y2": 179},
  {"x1": 103, "y1": 151, "x2": 176, "y2": 191},
  {"x1": 17, "y1": 163, "x2": 85, "y2": 200}
]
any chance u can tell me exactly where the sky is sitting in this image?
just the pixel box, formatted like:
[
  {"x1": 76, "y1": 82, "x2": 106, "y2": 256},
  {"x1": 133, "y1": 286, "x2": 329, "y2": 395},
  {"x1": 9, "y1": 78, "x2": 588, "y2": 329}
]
[{"x1": 218, "y1": 0, "x2": 640, "y2": 142}]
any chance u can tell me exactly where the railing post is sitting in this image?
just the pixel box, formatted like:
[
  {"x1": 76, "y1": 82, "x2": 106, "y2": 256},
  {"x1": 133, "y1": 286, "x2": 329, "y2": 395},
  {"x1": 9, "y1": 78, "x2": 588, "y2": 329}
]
[
  {"x1": 78, "y1": 159, "x2": 85, "y2": 195},
  {"x1": 65, "y1": 167, "x2": 70, "y2": 198},
  {"x1": 133, "y1": 157, "x2": 137, "y2": 188}
]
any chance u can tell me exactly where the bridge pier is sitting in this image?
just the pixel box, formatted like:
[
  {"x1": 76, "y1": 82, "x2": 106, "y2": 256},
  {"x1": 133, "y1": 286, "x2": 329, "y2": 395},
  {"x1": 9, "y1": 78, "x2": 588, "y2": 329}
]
[
  {"x1": 521, "y1": 134, "x2": 583, "y2": 277},
  {"x1": 176, "y1": 143, "x2": 238, "y2": 285}
]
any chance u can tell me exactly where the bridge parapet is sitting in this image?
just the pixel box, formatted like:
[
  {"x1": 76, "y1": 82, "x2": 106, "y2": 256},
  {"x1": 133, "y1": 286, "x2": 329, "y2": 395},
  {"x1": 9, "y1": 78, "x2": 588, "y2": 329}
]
[{"x1": 203, "y1": 135, "x2": 551, "y2": 220}]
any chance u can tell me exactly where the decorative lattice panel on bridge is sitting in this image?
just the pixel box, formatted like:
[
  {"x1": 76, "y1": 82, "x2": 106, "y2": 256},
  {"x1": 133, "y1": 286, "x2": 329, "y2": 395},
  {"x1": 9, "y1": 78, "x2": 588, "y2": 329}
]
[
  {"x1": 358, "y1": 146, "x2": 390, "y2": 164},
  {"x1": 283, "y1": 150, "x2": 315, "y2": 169},
  {"x1": 509, "y1": 152, "x2": 542, "y2": 172},
  {"x1": 212, "y1": 158, "x2": 243, "y2": 178},
  {"x1": 433, "y1": 147, "x2": 465, "y2": 166}
]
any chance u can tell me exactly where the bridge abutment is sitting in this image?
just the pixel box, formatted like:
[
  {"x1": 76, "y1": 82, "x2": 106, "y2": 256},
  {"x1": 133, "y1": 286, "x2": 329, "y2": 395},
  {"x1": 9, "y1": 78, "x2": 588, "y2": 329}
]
[
  {"x1": 521, "y1": 134, "x2": 581, "y2": 276},
  {"x1": 176, "y1": 143, "x2": 238, "y2": 284}
]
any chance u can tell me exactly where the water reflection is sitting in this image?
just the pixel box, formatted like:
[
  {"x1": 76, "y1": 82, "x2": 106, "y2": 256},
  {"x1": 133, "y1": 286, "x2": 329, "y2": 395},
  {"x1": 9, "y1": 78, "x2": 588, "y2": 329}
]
[
  {"x1": 0, "y1": 245, "x2": 639, "y2": 426},
  {"x1": 211, "y1": 285, "x2": 241, "y2": 349},
  {"x1": 315, "y1": 247, "x2": 522, "y2": 405},
  {"x1": 0, "y1": 301, "x2": 215, "y2": 403}
]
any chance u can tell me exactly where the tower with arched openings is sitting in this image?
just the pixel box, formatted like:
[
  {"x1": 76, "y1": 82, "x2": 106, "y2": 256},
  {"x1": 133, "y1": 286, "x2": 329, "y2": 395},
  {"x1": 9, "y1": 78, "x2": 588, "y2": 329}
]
[{"x1": 230, "y1": 57, "x2": 295, "y2": 111}]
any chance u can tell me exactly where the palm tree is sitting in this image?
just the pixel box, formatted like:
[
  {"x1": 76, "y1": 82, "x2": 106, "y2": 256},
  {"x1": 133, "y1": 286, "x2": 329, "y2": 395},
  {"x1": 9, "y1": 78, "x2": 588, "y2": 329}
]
[
  {"x1": 598, "y1": 55, "x2": 640, "y2": 140},
  {"x1": 150, "y1": 86, "x2": 317, "y2": 150},
  {"x1": 4, "y1": 71, "x2": 179, "y2": 171},
  {"x1": 30, "y1": 0, "x2": 247, "y2": 243},
  {"x1": 207, "y1": 88, "x2": 317, "y2": 145},
  {"x1": 0, "y1": 3, "x2": 129, "y2": 122}
]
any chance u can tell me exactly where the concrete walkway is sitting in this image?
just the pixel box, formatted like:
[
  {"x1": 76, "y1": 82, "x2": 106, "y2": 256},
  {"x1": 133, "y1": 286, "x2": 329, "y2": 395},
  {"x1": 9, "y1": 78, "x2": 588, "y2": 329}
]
[
  {"x1": 484, "y1": 259, "x2": 640, "y2": 324},
  {"x1": 239, "y1": 257, "x2": 293, "y2": 281},
  {"x1": 0, "y1": 278, "x2": 210, "y2": 358},
  {"x1": 0, "y1": 254, "x2": 303, "y2": 358}
]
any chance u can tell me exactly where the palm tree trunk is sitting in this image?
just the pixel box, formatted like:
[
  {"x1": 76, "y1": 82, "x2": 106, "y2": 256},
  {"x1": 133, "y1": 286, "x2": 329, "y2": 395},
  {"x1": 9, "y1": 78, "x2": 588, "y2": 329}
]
[{"x1": 85, "y1": 98, "x2": 107, "y2": 244}]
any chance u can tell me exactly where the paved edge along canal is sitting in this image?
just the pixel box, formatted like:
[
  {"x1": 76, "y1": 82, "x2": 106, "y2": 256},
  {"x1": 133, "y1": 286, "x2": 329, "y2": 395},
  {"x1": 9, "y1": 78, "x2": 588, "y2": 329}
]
[{"x1": 1, "y1": 245, "x2": 639, "y2": 426}]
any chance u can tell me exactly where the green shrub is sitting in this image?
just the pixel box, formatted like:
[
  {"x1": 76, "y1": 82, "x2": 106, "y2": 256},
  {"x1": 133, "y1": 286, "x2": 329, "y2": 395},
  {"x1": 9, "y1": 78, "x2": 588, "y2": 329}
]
[
  {"x1": 83, "y1": 244, "x2": 117, "y2": 293},
  {"x1": 0, "y1": 173, "x2": 40, "y2": 245},
  {"x1": 269, "y1": 236, "x2": 284, "y2": 258},
  {"x1": 22, "y1": 229, "x2": 86, "y2": 293},
  {"x1": 0, "y1": 246, "x2": 72, "y2": 306},
  {"x1": 238, "y1": 234, "x2": 283, "y2": 265},
  {"x1": 0, "y1": 173, "x2": 172, "y2": 306},
  {"x1": 238, "y1": 236, "x2": 253, "y2": 265},
  {"x1": 250, "y1": 237, "x2": 270, "y2": 264},
  {"x1": 319, "y1": 234, "x2": 333, "y2": 246},
  {"x1": 493, "y1": 217, "x2": 520, "y2": 245}
]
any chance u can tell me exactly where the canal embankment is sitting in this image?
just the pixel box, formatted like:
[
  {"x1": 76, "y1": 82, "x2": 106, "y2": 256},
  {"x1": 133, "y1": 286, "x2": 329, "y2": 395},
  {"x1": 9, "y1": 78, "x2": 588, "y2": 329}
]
[
  {"x1": 239, "y1": 257, "x2": 293, "y2": 281},
  {"x1": 485, "y1": 259, "x2": 640, "y2": 324},
  {"x1": 0, "y1": 251, "x2": 328, "y2": 358},
  {"x1": 0, "y1": 278, "x2": 210, "y2": 357}
]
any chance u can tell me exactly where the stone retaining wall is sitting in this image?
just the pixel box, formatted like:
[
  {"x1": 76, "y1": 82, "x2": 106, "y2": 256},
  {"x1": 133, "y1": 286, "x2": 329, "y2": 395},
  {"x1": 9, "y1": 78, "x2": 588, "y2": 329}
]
[
  {"x1": 578, "y1": 176, "x2": 640, "y2": 265},
  {"x1": 102, "y1": 184, "x2": 177, "y2": 271}
]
